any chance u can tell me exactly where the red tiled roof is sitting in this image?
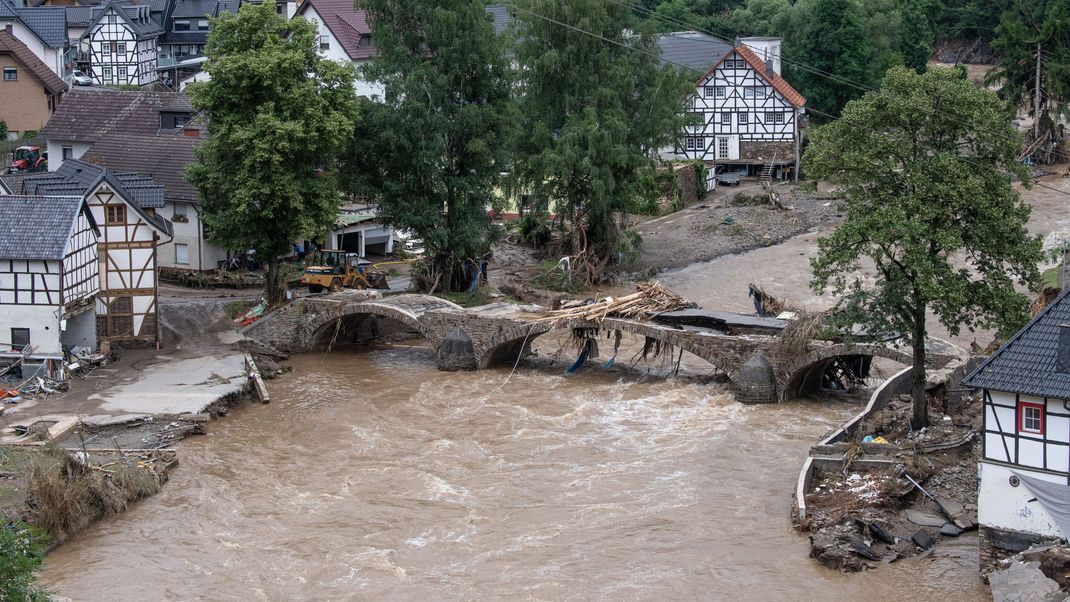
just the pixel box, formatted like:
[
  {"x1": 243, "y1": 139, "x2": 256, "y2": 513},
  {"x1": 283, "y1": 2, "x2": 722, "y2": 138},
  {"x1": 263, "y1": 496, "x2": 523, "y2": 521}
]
[
  {"x1": 0, "y1": 30, "x2": 66, "y2": 95},
  {"x1": 296, "y1": 0, "x2": 377, "y2": 61},
  {"x1": 696, "y1": 44, "x2": 806, "y2": 108}
]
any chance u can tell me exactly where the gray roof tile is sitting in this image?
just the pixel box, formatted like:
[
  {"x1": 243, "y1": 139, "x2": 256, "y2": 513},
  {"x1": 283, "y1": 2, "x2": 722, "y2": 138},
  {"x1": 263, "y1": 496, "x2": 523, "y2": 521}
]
[
  {"x1": 0, "y1": 0, "x2": 68, "y2": 48},
  {"x1": 0, "y1": 195, "x2": 87, "y2": 260},
  {"x1": 656, "y1": 31, "x2": 733, "y2": 75},
  {"x1": 964, "y1": 290, "x2": 1070, "y2": 399}
]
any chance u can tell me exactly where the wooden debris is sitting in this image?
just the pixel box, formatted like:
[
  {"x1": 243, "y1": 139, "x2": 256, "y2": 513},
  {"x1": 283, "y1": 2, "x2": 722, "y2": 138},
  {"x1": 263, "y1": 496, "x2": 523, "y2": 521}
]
[{"x1": 536, "y1": 281, "x2": 690, "y2": 327}]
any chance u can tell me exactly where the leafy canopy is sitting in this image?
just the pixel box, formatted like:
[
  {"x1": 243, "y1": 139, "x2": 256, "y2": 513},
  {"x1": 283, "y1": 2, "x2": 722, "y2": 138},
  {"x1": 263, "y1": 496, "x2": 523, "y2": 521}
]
[
  {"x1": 805, "y1": 66, "x2": 1042, "y2": 424},
  {"x1": 187, "y1": 1, "x2": 357, "y2": 300},
  {"x1": 345, "y1": 0, "x2": 514, "y2": 292},
  {"x1": 0, "y1": 521, "x2": 50, "y2": 601},
  {"x1": 511, "y1": 0, "x2": 691, "y2": 280}
]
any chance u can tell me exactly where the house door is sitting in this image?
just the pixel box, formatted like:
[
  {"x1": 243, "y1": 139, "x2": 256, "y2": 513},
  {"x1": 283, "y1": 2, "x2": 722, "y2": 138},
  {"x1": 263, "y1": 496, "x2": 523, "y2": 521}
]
[{"x1": 716, "y1": 136, "x2": 740, "y2": 161}]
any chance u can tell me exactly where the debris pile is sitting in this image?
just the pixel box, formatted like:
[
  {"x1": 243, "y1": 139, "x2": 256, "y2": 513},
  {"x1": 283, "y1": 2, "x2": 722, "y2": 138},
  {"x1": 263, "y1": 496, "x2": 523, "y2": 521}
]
[
  {"x1": 538, "y1": 281, "x2": 690, "y2": 327},
  {"x1": 799, "y1": 393, "x2": 981, "y2": 572}
]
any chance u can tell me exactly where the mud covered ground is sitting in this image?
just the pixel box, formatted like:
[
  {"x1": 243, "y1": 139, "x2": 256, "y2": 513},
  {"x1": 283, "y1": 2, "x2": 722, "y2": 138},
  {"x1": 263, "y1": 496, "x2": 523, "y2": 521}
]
[{"x1": 801, "y1": 393, "x2": 982, "y2": 572}]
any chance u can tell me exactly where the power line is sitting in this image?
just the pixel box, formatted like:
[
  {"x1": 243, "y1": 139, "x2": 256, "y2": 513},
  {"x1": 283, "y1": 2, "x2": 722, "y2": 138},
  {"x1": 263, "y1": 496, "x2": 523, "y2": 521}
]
[{"x1": 503, "y1": 0, "x2": 1070, "y2": 200}]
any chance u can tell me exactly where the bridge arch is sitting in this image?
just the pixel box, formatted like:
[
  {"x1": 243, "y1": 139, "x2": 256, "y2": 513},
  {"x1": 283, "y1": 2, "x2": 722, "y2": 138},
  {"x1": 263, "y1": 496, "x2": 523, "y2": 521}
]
[
  {"x1": 305, "y1": 301, "x2": 435, "y2": 351},
  {"x1": 778, "y1": 343, "x2": 913, "y2": 402}
]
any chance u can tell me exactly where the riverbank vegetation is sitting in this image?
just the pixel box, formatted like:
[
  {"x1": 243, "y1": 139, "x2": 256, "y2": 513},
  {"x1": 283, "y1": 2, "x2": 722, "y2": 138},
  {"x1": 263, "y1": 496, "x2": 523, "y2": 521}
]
[{"x1": 1, "y1": 520, "x2": 50, "y2": 601}]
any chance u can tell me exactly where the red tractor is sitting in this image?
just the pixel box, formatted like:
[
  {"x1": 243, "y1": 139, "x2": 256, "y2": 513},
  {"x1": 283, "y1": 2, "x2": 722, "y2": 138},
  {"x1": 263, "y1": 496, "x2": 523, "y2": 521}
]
[{"x1": 6, "y1": 146, "x2": 47, "y2": 174}]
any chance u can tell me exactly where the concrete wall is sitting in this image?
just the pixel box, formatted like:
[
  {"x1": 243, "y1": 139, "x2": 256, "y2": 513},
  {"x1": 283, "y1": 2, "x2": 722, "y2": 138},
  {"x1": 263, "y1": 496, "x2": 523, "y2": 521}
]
[
  {"x1": 0, "y1": 54, "x2": 55, "y2": 135},
  {"x1": 979, "y1": 463, "x2": 1064, "y2": 540},
  {"x1": 60, "y1": 305, "x2": 97, "y2": 350}
]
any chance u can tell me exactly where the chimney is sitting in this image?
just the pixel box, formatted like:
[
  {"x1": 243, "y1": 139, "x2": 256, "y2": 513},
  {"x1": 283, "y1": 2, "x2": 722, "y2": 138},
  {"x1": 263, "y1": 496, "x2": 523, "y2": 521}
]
[
  {"x1": 4, "y1": 25, "x2": 12, "y2": 34},
  {"x1": 1059, "y1": 324, "x2": 1070, "y2": 374}
]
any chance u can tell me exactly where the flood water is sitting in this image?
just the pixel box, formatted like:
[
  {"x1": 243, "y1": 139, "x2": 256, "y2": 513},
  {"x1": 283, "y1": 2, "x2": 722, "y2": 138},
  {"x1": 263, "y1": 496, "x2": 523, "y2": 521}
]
[{"x1": 39, "y1": 345, "x2": 986, "y2": 600}]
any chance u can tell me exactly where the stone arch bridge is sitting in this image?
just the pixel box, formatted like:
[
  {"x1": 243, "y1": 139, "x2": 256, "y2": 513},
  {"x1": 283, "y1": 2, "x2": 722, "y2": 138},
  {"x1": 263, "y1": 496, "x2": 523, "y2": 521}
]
[{"x1": 243, "y1": 292, "x2": 961, "y2": 403}]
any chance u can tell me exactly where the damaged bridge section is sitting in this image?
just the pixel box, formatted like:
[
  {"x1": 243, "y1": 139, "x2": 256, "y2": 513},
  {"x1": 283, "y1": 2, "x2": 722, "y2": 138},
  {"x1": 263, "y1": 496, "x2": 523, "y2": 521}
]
[{"x1": 243, "y1": 292, "x2": 962, "y2": 403}]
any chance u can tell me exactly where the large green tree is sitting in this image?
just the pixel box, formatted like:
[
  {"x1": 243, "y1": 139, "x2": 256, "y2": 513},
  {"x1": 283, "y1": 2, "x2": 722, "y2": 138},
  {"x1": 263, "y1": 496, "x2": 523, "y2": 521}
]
[
  {"x1": 187, "y1": 2, "x2": 358, "y2": 303},
  {"x1": 805, "y1": 66, "x2": 1042, "y2": 428},
  {"x1": 511, "y1": 0, "x2": 691, "y2": 283},
  {"x1": 344, "y1": 0, "x2": 513, "y2": 293}
]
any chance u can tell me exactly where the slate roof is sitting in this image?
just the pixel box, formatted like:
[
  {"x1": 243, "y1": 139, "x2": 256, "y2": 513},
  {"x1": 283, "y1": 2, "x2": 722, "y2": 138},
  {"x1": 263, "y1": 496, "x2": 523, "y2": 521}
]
[
  {"x1": 23, "y1": 159, "x2": 166, "y2": 209},
  {"x1": 0, "y1": 30, "x2": 66, "y2": 94},
  {"x1": 64, "y1": 5, "x2": 94, "y2": 26},
  {"x1": 83, "y1": 131, "x2": 201, "y2": 202},
  {"x1": 0, "y1": 195, "x2": 88, "y2": 261},
  {"x1": 0, "y1": 0, "x2": 68, "y2": 48},
  {"x1": 964, "y1": 289, "x2": 1070, "y2": 399},
  {"x1": 656, "y1": 31, "x2": 733, "y2": 75},
  {"x1": 41, "y1": 88, "x2": 192, "y2": 141},
  {"x1": 84, "y1": 2, "x2": 163, "y2": 40}
]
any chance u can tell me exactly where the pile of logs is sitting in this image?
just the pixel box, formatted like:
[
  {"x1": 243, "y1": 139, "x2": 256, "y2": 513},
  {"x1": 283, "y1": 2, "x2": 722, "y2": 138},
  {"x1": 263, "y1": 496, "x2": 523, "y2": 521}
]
[{"x1": 538, "y1": 281, "x2": 690, "y2": 327}]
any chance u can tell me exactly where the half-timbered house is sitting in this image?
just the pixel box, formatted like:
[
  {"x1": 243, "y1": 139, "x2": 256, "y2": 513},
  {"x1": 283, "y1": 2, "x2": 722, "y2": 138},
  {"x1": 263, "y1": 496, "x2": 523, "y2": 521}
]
[
  {"x1": 665, "y1": 36, "x2": 806, "y2": 180},
  {"x1": 0, "y1": 194, "x2": 99, "y2": 379},
  {"x1": 83, "y1": 1, "x2": 162, "y2": 86},
  {"x1": 23, "y1": 159, "x2": 173, "y2": 346},
  {"x1": 964, "y1": 290, "x2": 1070, "y2": 566}
]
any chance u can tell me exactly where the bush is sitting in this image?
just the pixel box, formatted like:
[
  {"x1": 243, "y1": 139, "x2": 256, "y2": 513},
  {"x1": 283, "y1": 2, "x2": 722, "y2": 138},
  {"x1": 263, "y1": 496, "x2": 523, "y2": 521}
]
[
  {"x1": 0, "y1": 521, "x2": 51, "y2": 601},
  {"x1": 0, "y1": 120, "x2": 7, "y2": 140},
  {"x1": 518, "y1": 214, "x2": 551, "y2": 246},
  {"x1": 22, "y1": 130, "x2": 37, "y2": 140}
]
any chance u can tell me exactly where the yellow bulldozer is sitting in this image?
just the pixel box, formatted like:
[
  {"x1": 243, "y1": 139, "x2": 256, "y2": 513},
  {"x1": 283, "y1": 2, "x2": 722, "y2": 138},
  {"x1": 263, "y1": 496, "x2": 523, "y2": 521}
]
[{"x1": 300, "y1": 250, "x2": 389, "y2": 293}]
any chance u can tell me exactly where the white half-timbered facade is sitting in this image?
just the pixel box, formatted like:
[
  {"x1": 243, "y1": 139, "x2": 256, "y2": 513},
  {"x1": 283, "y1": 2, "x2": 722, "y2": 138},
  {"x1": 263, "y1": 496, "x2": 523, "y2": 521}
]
[
  {"x1": 964, "y1": 291, "x2": 1070, "y2": 566},
  {"x1": 0, "y1": 195, "x2": 100, "y2": 379},
  {"x1": 85, "y1": 179, "x2": 168, "y2": 345},
  {"x1": 84, "y1": 2, "x2": 162, "y2": 87},
  {"x1": 673, "y1": 38, "x2": 806, "y2": 178}
]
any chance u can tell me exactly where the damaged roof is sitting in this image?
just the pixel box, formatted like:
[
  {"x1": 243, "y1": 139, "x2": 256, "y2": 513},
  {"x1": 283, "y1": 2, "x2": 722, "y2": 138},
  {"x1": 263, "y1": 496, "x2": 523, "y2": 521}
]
[
  {"x1": 964, "y1": 290, "x2": 1070, "y2": 399},
  {"x1": 0, "y1": 195, "x2": 90, "y2": 261}
]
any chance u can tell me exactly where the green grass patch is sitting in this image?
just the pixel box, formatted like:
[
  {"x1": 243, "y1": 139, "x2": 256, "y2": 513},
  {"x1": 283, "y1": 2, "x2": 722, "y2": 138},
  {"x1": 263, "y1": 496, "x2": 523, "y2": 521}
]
[{"x1": 437, "y1": 287, "x2": 494, "y2": 308}]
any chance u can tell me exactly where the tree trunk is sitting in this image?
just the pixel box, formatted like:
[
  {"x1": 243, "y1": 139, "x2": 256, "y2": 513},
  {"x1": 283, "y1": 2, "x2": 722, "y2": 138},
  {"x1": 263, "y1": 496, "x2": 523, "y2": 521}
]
[
  {"x1": 266, "y1": 257, "x2": 285, "y2": 305},
  {"x1": 910, "y1": 305, "x2": 929, "y2": 430}
]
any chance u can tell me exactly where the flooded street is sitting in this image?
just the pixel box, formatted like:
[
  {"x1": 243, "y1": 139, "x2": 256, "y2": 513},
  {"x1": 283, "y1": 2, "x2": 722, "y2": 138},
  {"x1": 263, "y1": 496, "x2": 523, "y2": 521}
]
[{"x1": 39, "y1": 346, "x2": 984, "y2": 600}]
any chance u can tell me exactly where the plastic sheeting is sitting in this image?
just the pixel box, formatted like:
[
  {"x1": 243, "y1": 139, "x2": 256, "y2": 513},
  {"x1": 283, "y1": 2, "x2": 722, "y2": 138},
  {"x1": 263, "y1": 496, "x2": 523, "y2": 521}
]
[{"x1": 1014, "y1": 470, "x2": 1070, "y2": 541}]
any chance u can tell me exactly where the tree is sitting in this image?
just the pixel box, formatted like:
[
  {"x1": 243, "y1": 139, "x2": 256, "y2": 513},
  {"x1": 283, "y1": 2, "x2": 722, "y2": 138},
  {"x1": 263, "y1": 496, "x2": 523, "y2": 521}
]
[
  {"x1": 987, "y1": 0, "x2": 1070, "y2": 132},
  {"x1": 511, "y1": 0, "x2": 691, "y2": 284},
  {"x1": 788, "y1": 0, "x2": 874, "y2": 118},
  {"x1": 187, "y1": 2, "x2": 357, "y2": 303},
  {"x1": 804, "y1": 66, "x2": 1042, "y2": 428},
  {"x1": 0, "y1": 521, "x2": 50, "y2": 601},
  {"x1": 342, "y1": 0, "x2": 513, "y2": 293}
]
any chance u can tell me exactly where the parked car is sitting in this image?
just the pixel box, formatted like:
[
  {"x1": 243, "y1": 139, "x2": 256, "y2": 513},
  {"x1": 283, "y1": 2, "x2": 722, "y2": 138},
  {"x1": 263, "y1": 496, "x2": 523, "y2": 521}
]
[{"x1": 70, "y1": 70, "x2": 92, "y2": 86}]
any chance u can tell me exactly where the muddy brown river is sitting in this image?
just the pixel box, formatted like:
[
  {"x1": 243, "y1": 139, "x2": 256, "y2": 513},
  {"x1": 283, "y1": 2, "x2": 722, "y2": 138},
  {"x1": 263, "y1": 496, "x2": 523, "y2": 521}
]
[{"x1": 38, "y1": 345, "x2": 985, "y2": 600}]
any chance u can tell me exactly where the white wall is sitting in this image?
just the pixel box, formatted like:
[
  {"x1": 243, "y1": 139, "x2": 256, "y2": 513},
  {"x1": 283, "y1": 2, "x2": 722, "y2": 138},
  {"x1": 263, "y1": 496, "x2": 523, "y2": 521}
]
[
  {"x1": 60, "y1": 306, "x2": 97, "y2": 351},
  {"x1": 0, "y1": 304, "x2": 62, "y2": 355},
  {"x1": 979, "y1": 462, "x2": 1065, "y2": 540},
  {"x1": 45, "y1": 139, "x2": 92, "y2": 171},
  {"x1": 298, "y1": 6, "x2": 382, "y2": 99},
  {"x1": 984, "y1": 391, "x2": 1070, "y2": 473},
  {"x1": 155, "y1": 201, "x2": 228, "y2": 271}
]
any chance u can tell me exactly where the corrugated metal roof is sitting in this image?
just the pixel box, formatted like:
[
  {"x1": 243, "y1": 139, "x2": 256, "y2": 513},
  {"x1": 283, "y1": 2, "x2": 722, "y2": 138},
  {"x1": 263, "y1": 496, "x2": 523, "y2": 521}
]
[
  {"x1": 0, "y1": 195, "x2": 86, "y2": 260},
  {"x1": 964, "y1": 289, "x2": 1070, "y2": 399}
]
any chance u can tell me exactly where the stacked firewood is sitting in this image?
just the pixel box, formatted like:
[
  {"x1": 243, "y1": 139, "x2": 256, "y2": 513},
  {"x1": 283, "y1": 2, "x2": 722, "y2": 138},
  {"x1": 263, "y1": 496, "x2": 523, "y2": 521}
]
[{"x1": 537, "y1": 281, "x2": 690, "y2": 326}]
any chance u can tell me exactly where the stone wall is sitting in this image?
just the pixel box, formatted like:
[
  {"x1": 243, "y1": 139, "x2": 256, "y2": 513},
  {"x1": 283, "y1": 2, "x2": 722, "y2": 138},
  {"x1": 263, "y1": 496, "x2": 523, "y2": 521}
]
[{"x1": 739, "y1": 141, "x2": 795, "y2": 163}]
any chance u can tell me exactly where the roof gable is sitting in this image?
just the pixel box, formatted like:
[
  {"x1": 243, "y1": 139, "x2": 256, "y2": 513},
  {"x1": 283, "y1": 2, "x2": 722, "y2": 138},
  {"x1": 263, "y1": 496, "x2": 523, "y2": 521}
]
[
  {"x1": 0, "y1": 0, "x2": 67, "y2": 48},
  {"x1": 85, "y1": 1, "x2": 163, "y2": 40},
  {"x1": 0, "y1": 30, "x2": 66, "y2": 94},
  {"x1": 0, "y1": 195, "x2": 89, "y2": 261},
  {"x1": 964, "y1": 290, "x2": 1070, "y2": 399},
  {"x1": 694, "y1": 44, "x2": 806, "y2": 108}
]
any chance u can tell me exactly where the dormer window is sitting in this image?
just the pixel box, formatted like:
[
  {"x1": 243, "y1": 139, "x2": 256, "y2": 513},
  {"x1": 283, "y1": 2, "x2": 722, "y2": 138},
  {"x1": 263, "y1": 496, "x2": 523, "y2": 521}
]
[
  {"x1": 197, "y1": 19, "x2": 210, "y2": 31},
  {"x1": 160, "y1": 111, "x2": 193, "y2": 130},
  {"x1": 174, "y1": 19, "x2": 191, "y2": 32}
]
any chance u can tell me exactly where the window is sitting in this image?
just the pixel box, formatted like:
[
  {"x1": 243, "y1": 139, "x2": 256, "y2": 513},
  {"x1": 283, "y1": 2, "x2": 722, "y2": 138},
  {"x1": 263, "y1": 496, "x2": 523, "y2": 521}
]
[
  {"x1": 720, "y1": 112, "x2": 731, "y2": 126},
  {"x1": 755, "y1": 86, "x2": 767, "y2": 99},
  {"x1": 320, "y1": 34, "x2": 330, "y2": 50},
  {"x1": 738, "y1": 113, "x2": 749, "y2": 125},
  {"x1": 684, "y1": 137, "x2": 702, "y2": 151},
  {"x1": 744, "y1": 87, "x2": 755, "y2": 99},
  {"x1": 2, "y1": 67, "x2": 15, "y2": 81},
  {"x1": 62, "y1": 145, "x2": 73, "y2": 160},
  {"x1": 105, "y1": 204, "x2": 126, "y2": 225},
  {"x1": 766, "y1": 112, "x2": 785, "y2": 125},
  {"x1": 172, "y1": 203, "x2": 188, "y2": 221},
  {"x1": 717, "y1": 137, "x2": 729, "y2": 159},
  {"x1": 175, "y1": 243, "x2": 189, "y2": 265},
  {"x1": 107, "y1": 14, "x2": 116, "y2": 23},
  {"x1": 117, "y1": 42, "x2": 126, "y2": 54},
  {"x1": 703, "y1": 86, "x2": 715, "y2": 98},
  {"x1": 10, "y1": 328, "x2": 29, "y2": 351},
  {"x1": 715, "y1": 86, "x2": 726, "y2": 98},
  {"x1": 687, "y1": 111, "x2": 703, "y2": 129},
  {"x1": 117, "y1": 66, "x2": 127, "y2": 78},
  {"x1": 174, "y1": 19, "x2": 191, "y2": 32},
  {"x1": 102, "y1": 66, "x2": 112, "y2": 79},
  {"x1": 1019, "y1": 401, "x2": 1045, "y2": 435},
  {"x1": 197, "y1": 19, "x2": 210, "y2": 31}
]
